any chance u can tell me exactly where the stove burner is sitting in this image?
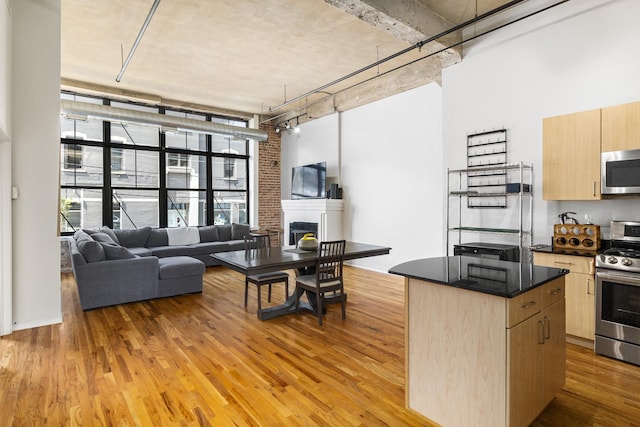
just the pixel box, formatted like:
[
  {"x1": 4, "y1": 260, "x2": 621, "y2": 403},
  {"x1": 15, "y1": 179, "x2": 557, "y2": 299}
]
[{"x1": 603, "y1": 247, "x2": 640, "y2": 258}]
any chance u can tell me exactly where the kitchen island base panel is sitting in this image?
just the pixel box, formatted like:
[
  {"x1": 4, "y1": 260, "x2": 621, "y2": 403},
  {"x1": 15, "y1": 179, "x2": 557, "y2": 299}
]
[
  {"x1": 407, "y1": 278, "x2": 507, "y2": 427},
  {"x1": 404, "y1": 276, "x2": 566, "y2": 427}
]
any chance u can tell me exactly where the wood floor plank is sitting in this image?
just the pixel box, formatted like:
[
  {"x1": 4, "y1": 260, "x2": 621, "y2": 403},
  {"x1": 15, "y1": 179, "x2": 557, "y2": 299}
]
[{"x1": 1, "y1": 265, "x2": 640, "y2": 425}]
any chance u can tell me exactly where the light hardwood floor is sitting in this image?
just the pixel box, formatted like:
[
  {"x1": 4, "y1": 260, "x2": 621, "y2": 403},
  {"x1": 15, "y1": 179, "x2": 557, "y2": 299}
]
[{"x1": 1, "y1": 265, "x2": 639, "y2": 426}]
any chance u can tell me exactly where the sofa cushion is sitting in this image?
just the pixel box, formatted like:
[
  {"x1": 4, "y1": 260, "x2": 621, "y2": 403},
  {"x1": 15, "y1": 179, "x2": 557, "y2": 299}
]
[
  {"x1": 217, "y1": 224, "x2": 232, "y2": 241},
  {"x1": 113, "y1": 226, "x2": 151, "y2": 248},
  {"x1": 99, "y1": 242, "x2": 136, "y2": 260},
  {"x1": 232, "y1": 223, "x2": 251, "y2": 240},
  {"x1": 198, "y1": 225, "x2": 219, "y2": 242},
  {"x1": 99, "y1": 226, "x2": 120, "y2": 244},
  {"x1": 158, "y1": 256, "x2": 205, "y2": 280},
  {"x1": 128, "y1": 247, "x2": 153, "y2": 257},
  {"x1": 146, "y1": 228, "x2": 168, "y2": 247},
  {"x1": 77, "y1": 238, "x2": 106, "y2": 263},
  {"x1": 191, "y1": 241, "x2": 231, "y2": 253},
  {"x1": 91, "y1": 232, "x2": 118, "y2": 245}
]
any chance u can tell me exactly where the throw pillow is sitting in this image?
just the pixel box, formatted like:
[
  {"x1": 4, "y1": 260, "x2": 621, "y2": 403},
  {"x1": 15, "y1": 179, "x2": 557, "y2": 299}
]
[
  {"x1": 99, "y1": 226, "x2": 120, "y2": 244},
  {"x1": 91, "y1": 232, "x2": 117, "y2": 245},
  {"x1": 231, "y1": 223, "x2": 251, "y2": 240},
  {"x1": 77, "y1": 239, "x2": 106, "y2": 263},
  {"x1": 99, "y1": 242, "x2": 136, "y2": 260},
  {"x1": 198, "y1": 225, "x2": 219, "y2": 242},
  {"x1": 113, "y1": 226, "x2": 152, "y2": 248},
  {"x1": 217, "y1": 224, "x2": 232, "y2": 241},
  {"x1": 146, "y1": 228, "x2": 168, "y2": 247}
]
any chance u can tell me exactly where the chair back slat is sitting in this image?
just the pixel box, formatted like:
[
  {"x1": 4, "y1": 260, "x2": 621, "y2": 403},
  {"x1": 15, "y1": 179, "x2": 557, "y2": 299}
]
[
  {"x1": 316, "y1": 240, "x2": 346, "y2": 284},
  {"x1": 244, "y1": 234, "x2": 270, "y2": 251}
]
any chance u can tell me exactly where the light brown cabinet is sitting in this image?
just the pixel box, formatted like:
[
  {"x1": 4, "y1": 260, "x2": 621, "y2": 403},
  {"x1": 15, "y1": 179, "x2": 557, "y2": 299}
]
[
  {"x1": 542, "y1": 109, "x2": 601, "y2": 200},
  {"x1": 602, "y1": 101, "x2": 640, "y2": 152},
  {"x1": 534, "y1": 252, "x2": 595, "y2": 342},
  {"x1": 507, "y1": 280, "x2": 566, "y2": 427},
  {"x1": 405, "y1": 276, "x2": 565, "y2": 427}
]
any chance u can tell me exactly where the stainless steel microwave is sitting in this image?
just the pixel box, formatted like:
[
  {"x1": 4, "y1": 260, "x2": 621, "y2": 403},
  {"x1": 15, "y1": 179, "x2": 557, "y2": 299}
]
[{"x1": 601, "y1": 149, "x2": 640, "y2": 195}]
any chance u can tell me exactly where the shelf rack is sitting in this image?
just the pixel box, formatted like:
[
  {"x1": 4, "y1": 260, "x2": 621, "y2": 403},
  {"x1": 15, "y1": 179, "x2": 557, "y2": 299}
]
[
  {"x1": 446, "y1": 162, "x2": 533, "y2": 262},
  {"x1": 467, "y1": 129, "x2": 508, "y2": 208}
]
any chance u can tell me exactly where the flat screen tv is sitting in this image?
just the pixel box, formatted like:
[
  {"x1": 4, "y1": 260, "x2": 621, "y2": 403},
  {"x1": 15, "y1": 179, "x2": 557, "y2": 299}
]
[{"x1": 291, "y1": 162, "x2": 326, "y2": 199}]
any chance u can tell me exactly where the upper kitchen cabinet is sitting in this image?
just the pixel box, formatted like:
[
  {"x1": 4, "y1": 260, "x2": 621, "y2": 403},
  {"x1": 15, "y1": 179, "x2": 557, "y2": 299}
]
[
  {"x1": 602, "y1": 101, "x2": 640, "y2": 152},
  {"x1": 543, "y1": 109, "x2": 601, "y2": 200}
]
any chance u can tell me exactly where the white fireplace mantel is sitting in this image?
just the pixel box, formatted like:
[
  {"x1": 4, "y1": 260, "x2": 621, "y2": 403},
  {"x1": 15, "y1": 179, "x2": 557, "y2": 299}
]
[{"x1": 281, "y1": 199, "x2": 343, "y2": 245}]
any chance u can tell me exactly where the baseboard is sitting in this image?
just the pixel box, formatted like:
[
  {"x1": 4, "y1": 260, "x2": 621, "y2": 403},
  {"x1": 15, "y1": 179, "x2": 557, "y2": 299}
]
[
  {"x1": 566, "y1": 334, "x2": 594, "y2": 350},
  {"x1": 12, "y1": 316, "x2": 63, "y2": 333}
]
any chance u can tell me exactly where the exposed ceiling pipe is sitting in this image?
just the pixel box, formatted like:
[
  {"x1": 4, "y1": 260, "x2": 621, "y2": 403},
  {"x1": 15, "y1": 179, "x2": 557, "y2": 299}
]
[
  {"x1": 264, "y1": 0, "x2": 569, "y2": 125},
  {"x1": 116, "y1": 0, "x2": 162, "y2": 83},
  {"x1": 60, "y1": 100, "x2": 269, "y2": 142},
  {"x1": 267, "y1": 0, "x2": 528, "y2": 114}
]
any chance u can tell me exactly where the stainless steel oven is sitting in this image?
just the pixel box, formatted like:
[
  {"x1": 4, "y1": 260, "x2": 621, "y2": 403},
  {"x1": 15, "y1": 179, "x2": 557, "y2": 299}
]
[
  {"x1": 595, "y1": 220, "x2": 640, "y2": 365},
  {"x1": 595, "y1": 269, "x2": 640, "y2": 365}
]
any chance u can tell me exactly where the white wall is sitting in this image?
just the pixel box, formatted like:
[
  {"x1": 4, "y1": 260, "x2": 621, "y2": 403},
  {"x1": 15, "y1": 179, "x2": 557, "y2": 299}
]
[
  {"x1": 282, "y1": 84, "x2": 444, "y2": 272},
  {"x1": 0, "y1": 0, "x2": 12, "y2": 335},
  {"x1": 10, "y1": 0, "x2": 62, "y2": 330},
  {"x1": 0, "y1": 0, "x2": 9, "y2": 139},
  {"x1": 281, "y1": 113, "x2": 340, "y2": 200},
  {"x1": 442, "y1": 0, "x2": 640, "y2": 245}
]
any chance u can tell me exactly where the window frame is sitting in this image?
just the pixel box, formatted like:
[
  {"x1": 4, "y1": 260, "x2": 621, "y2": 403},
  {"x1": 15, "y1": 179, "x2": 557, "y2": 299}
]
[{"x1": 59, "y1": 91, "x2": 251, "y2": 234}]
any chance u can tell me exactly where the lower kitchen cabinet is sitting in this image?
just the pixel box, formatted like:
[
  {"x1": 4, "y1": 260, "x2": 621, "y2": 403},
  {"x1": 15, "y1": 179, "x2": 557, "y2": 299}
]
[
  {"x1": 534, "y1": 252, "x2": 595, "y2": 342},
  {"x1": 507, "y1": 281, "x2": 566, "y2": 427},
  {"x1": 403, "y1": 275, "x2": 565, "y2": 427}
]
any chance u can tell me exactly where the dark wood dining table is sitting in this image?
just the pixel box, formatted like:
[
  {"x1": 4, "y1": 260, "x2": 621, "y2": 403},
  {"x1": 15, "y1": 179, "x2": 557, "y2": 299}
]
[{"x1": 211, "y1": 242, "x2": 391, "y2": 320}]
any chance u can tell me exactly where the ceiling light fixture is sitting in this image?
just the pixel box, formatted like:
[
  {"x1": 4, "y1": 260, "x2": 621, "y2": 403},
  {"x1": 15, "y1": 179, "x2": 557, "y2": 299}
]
[{"x1": 294, "y1": 117, "x2": 300, "y2": 133}]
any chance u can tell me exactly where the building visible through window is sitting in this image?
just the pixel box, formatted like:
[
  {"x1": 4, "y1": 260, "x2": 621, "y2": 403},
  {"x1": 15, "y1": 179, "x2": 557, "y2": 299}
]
[{"x1": 64, "y1": 145, "x2": 83, "y2": 170}]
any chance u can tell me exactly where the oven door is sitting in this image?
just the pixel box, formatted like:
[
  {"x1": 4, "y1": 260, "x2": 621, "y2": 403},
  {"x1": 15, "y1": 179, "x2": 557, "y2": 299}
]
[{"x1": 596, "y1": 269, "x2": 640, "y2": 344}]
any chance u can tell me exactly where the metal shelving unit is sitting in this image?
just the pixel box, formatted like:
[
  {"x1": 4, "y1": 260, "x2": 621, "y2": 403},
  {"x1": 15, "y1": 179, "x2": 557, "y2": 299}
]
[{"x1": 446, "y1": 162, "x2": 533, "y2": 262}]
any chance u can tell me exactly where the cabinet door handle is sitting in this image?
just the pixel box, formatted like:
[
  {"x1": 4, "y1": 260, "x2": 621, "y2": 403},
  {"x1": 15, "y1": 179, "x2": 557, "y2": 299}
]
[
  {"x1": 544, "y1": 316, "x2": 551, "y2": 340},
  {"x1": 553, "y1": 261, "x2": 573, "y2": 267},
  {"x1": 522, "y1": 301, "x2": 537, "y2": 309},
  {"x1": 587, "y1": 278, "x2": 595, "y2": 295},
  {"x1": 550, "y1": 288, "x2": 562, "y2": 296},
  {"x1": 593, "y1": 181, "x2": 597, "y2": 197},
  {"x1": 538, "y1": 320, "x2": 545, "y2": 344}
]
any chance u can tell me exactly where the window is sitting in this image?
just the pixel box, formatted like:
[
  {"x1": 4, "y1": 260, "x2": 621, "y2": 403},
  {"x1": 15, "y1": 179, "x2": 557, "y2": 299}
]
[
  {"x1": 64, "y1": 145, "x2": 83, "y2": 170},
  {"x1": 111, "y1": 148, "x2": 124, "y2": 172},
  {"x1": 168, "y1": 153, "x2": 188, "y2": 168},
  {"x1": 224, "y1": 158, "x2": 235, "y2": 178},
  {"x1": 59, "y1": 188, "x2": 103, "y2": 232},
  {"x1": 59, "y1": 91, "x2": 250, "y2": 233}
]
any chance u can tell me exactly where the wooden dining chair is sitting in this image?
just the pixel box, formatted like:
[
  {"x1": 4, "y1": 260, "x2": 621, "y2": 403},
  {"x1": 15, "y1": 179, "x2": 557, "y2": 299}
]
[
  {"x1": 294, "y1": 240, "x2": 346, "y2": 326},
  {"x1": 243, "y1": 234, "x2": 289, "y2": 314}
]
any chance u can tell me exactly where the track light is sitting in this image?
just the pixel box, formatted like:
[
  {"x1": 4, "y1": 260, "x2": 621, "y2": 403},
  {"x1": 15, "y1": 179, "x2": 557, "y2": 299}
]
[
  {"x1": 294, "y1": 117, "x2": 300, "y2": 133},
  {"x1": 275, "y1": 127, "x2": 280, "y2": 134},
  {"x1": 285, "y1": 121, "x2": 291, "y2": 130}
]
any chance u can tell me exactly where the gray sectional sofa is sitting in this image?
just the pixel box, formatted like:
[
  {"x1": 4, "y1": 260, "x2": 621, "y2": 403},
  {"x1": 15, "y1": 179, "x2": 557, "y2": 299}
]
[{"x1": 70, "y1": 223, "x2": 251, "y2": 310}]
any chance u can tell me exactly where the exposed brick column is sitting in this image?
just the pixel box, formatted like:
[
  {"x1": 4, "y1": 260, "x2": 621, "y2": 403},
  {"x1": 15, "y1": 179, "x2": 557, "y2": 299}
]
[{"x1": 257, "y1": 124, "x2": 283, "y2": 246}]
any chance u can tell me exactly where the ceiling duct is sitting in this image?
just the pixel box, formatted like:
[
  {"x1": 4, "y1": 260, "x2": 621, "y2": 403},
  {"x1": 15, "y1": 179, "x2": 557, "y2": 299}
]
[{"x1": 60, "y1": 100, "x2": 269, "y2": 142}]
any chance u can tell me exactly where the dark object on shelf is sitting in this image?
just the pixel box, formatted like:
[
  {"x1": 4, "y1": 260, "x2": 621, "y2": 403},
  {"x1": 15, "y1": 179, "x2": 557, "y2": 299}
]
[
  {"x1": 454, "y1": 242, "x2": 520, "y2": 262},
  {"x1": 506, "y1": 183, "x2": 531, "y2": 193},
  {"x1": 327, "y1": 183, "x2": 342, "y2": 199}
]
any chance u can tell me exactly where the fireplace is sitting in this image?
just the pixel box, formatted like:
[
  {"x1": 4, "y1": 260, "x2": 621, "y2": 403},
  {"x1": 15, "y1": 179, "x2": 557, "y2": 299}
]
[
  {"x1": 281, "y1": 199, "x2": 344, "y2": 246},
  {"x1": 289, "y1": 221, "x2": 318, "y2": 245}
]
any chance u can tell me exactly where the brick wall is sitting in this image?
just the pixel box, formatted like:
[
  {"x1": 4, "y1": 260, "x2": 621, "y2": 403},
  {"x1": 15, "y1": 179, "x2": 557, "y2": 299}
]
[{"x1": 257, "y1": 124, "x2": 283, "y2": 245}]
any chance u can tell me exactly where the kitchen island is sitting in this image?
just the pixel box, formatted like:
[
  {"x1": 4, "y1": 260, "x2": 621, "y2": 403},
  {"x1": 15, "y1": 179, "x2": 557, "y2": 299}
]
[{"x1": 389, "y1": 256, "x2": 569, "y2": 427}]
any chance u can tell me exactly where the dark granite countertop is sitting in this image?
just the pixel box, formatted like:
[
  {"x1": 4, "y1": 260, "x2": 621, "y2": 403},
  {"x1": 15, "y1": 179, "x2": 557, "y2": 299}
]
[{"x1": 389, "y1": 256, "x2": 568, "y2": 298}]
